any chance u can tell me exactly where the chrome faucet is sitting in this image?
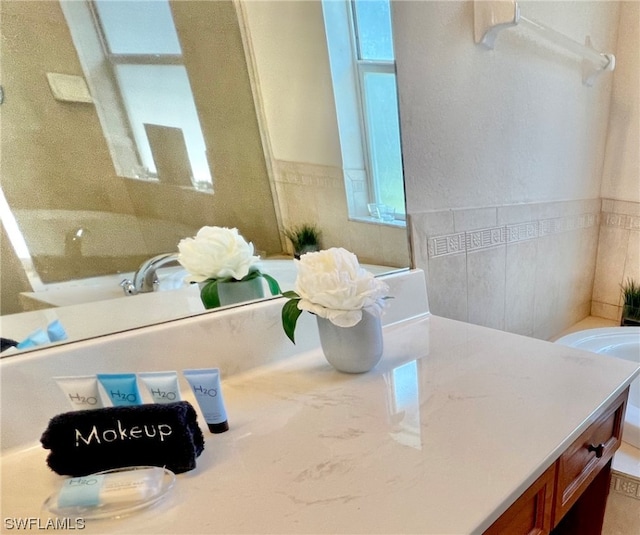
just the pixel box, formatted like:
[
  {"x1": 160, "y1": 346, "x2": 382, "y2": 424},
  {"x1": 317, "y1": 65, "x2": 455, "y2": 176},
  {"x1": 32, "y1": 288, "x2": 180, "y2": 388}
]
[{"x1": 121, "y1": 253, "x2": 182, "y2": 295}]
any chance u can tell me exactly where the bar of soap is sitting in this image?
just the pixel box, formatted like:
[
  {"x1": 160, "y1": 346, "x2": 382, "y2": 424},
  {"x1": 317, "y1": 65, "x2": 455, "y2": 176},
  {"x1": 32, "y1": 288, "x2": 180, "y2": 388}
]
[
  {"x1": 57, "y1": 467, "x2": 165, "y2": 508},
  {"x1": 45, "y1": 465, "x2": 176, "y2": 520}
]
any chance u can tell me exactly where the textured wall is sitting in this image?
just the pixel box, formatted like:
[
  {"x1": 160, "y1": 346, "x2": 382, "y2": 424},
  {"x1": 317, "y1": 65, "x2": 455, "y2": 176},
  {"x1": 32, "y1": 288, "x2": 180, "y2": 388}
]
[
  {"x1": 593, "y1": 1, "x2": 640, "y2": 321},
  {"x1": 394, "y1": 0, "x2": 621, "y2": 339},
  {"x1": 601, "y1": 1, "x2": 640, "y2": 204}
]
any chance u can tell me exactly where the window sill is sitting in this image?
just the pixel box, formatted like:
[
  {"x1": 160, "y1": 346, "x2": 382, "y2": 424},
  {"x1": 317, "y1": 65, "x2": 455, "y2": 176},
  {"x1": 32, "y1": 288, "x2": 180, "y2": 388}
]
[
  {"x1": 122, "y1": 176, "x2": 214, "y2": 195},
  {"x1": 349, "y1": 216, "x2": 406, "y2": 229}
]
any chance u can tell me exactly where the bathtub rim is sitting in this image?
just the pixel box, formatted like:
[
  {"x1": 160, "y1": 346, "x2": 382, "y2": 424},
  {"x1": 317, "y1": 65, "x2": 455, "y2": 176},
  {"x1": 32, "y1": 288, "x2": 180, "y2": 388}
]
[
  {"x1": 554, "y1": 326, "x2": 640, "y2": 350},
  {"x1": 555, "y1": 326, "x2": 640, "y2": 450}
]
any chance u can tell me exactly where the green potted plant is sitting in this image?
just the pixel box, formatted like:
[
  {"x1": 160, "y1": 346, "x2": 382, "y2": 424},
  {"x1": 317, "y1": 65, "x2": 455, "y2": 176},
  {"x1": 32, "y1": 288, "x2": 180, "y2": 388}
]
[
  {"x1": 620, "y1": 278, "x2": 640, "y2": 326},
  {"x1": 284, "y1": 223, "x2": 322, "y2": 259}
]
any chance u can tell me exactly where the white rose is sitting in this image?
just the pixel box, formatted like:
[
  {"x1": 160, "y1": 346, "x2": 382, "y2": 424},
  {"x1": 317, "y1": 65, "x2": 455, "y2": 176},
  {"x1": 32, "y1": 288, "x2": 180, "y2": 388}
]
[
  {"x1": 177, "y1": 226, "x2": 260, "y2": 282},
  {"x1": 295, "y1": 247, "x2": 389, "y2": 327}
]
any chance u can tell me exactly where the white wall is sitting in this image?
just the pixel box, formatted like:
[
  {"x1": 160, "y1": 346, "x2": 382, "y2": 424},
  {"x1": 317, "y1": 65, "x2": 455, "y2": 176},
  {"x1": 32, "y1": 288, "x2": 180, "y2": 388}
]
[
  {"x1": 394, "y1": 1, "x2": 621, "y2": 339},
  {"x1": 395, "y1": 0, "x2": 617, "y2": 212},
  {"x1": 601, "y1": 1, "x2": 640, "y2": 204}
]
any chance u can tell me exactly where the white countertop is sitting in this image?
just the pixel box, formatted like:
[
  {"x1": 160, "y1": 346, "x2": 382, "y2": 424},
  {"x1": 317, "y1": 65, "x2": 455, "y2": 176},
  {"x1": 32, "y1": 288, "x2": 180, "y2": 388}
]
[{"x1": 1, "y1": 314, "x2": 639, "y2": 534}]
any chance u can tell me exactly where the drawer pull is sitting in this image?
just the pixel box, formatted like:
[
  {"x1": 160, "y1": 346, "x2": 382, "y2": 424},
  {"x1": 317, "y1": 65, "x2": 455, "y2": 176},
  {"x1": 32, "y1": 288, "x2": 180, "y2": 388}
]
[{"x1": 588, "y1": 443, "x2": 605, "y2": 458}]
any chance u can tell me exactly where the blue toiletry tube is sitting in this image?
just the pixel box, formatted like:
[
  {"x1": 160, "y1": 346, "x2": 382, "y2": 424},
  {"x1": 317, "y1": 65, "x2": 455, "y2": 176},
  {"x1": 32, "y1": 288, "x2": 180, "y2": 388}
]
[
  {"x1": 97, "y1": 373, "x2": 142, "y2": 406},
  {"x1": 138, "y1": 371, "x2": 181, "y2": 404},
  {"x1": 55, "y1": 376, "x2": 104, "y2": 410},
  {"x1": 47, "y1": 320, "x2": 68, "y2": 342},
  {"x1": 183, "y1": 368, "x2": 229, "y2": 433},
  {"x1": 16, "y1": 328, "x2": 50, "y2": 349}
]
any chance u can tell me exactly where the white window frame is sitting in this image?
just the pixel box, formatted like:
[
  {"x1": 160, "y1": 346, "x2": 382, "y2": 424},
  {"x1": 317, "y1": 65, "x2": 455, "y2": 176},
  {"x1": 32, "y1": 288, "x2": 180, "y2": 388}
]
[
  {"x1": 323, "y1": 0, "x2": 405, "y2": 225},
  {"x1": 355, "y1": 59, "x2": 398, "y2": 207}
]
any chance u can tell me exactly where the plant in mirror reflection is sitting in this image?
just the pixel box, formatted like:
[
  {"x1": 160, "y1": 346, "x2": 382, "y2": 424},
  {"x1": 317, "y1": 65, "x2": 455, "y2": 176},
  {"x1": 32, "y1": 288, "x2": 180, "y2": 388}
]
[
  {"x1": 284, "y1": 223, "x2": 322, "y2": 259},
  {"x1": 282, "y1": 247, "x2": 390, "y2": 343},
  {"x1": 178, "y1": 226, "x2": 281, "y2": 309}
]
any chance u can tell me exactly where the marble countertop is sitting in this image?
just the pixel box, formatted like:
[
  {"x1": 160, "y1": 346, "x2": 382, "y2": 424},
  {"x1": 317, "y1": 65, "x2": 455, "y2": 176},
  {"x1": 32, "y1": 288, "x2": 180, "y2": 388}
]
[{"x1": 2, "y1": 314, "x2": 638, "y2": 534}]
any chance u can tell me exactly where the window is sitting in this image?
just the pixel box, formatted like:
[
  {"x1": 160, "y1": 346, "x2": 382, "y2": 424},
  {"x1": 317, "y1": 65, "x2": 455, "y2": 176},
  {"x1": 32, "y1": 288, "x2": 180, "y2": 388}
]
[
  {"x1": 323, "y1": 0, "x2": 405, "y2": 222},
  {"x1": 64, "y1": 0, "x2": 212, "y2": 189}
]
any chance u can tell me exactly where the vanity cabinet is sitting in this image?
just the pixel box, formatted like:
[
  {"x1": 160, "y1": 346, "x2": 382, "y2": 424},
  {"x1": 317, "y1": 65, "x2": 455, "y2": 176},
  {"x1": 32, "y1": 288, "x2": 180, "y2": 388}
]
[
  {"x1": 483, "y1": 464, "x2": 555, "y2": 535},
  {"x1": 484, "y1": 388, "x2": 628, "y2": 535}
]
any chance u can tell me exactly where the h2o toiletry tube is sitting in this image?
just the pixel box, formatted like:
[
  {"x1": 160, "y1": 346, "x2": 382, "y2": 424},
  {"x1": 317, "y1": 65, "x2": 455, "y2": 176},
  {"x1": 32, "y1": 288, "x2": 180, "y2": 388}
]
[
  {"x1": 183, "y1": 368, "x2": 229, "y2": 433},
  {"x1": 138, "y1": 371, "x2": 181, "y2": 404},
  {"x1": 97, "y1": 373, "x2": 141, "y2": 407},
  {"x1": 55, "y1": 376, "x2": 104, "y2": 410}
]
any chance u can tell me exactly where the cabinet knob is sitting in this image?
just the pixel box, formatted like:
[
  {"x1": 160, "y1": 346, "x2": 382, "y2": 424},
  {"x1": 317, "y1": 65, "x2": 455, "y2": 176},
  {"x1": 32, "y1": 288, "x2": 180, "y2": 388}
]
[{"x1": 588, "y1": 443, "x2": 605, "y2": 458}]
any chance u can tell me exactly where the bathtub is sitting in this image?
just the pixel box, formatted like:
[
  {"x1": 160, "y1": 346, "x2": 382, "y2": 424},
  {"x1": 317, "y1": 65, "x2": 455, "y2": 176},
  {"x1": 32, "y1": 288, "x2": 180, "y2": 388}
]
[
  {"x1": 20, "y1": 258, "x2": 397, "y2": 309},
  {"x1": 555, "y1": 327, "x2": 640, "y2": 450}
]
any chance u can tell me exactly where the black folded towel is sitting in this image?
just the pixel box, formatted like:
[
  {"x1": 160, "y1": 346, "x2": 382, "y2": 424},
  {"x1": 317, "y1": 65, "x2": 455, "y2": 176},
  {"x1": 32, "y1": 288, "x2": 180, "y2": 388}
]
[{"x1": 41, "y1": 401, "x2": 204, "y2": 476}]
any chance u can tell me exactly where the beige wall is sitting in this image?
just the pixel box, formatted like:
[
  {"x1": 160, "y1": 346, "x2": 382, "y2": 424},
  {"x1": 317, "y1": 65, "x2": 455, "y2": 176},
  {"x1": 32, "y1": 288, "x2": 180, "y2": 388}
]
[
  {"x1": 395, "y1": 0, "x2": 622, "y2": 339},
  {"x1": 243, "y1": 0, "x2": 410, "y2": 268},
  {"x1": 592, "y1": 1, "x2": 640, "y2": 321},
  {"x1": 171, "y1": 0, "x2": 280, "y2": 250}
]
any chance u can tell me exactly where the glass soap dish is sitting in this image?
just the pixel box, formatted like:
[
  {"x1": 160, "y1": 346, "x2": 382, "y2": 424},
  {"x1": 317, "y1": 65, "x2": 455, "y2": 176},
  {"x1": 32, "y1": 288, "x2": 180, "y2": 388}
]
[{"x1": 43, "y1": 466, "x2": 176, "y2": 521}]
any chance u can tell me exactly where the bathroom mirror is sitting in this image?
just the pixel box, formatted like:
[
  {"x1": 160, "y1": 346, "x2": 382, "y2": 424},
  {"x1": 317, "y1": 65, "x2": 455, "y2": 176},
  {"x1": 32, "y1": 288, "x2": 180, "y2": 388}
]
[{"x1": 0, "y1": 0, "x2": 411, "y2": 355}]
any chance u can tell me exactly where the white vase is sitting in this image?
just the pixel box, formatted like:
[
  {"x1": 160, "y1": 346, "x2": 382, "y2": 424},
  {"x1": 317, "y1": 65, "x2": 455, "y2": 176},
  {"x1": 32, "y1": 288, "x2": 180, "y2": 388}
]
[
  {"x1": 217, "y1": 277, "x2": 265, "y2": 306},
  {"x1": 316, "y1": 310, "x2": 383, "y2": 373}
]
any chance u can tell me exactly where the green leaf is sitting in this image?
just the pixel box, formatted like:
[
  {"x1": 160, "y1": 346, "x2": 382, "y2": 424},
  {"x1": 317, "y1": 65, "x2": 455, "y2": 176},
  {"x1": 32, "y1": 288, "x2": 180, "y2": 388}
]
[
  {"x1": 260, "y1": 273, "x2": 282, "y2": 296},
  {"x1": 282, "y1": 299, "x2": 303, "y2": 344},
  {"x1": 241, "y1": 270, "x2": 261, "y2": 282},
  {"x1": 200, "y1": 279, "x2": 221, "y2": 309},
  {"x1": 282, "y1": 290, "x2": 300, "y2": 299}
]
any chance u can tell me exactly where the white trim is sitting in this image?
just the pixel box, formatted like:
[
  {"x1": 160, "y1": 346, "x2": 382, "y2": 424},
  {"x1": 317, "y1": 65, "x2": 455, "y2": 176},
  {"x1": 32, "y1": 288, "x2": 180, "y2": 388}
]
[{"x1": 234, "y1": 0, "x2": 286, "y2": 251}]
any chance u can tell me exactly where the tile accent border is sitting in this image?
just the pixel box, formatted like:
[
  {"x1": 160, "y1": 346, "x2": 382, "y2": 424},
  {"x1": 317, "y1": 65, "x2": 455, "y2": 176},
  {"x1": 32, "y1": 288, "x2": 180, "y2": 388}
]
[
  {"x1": 611, "y1": 471, "x2": 640, "y2": 500},
  {"x1": 601, "y1": 212, "x2": 640, "y2": 231},
  {"x1": 272, "y1": 160, "x2": 344, "y2": 189},
  {"x1": 428, "y1": 212, "x2": 599, "y2": 258}
]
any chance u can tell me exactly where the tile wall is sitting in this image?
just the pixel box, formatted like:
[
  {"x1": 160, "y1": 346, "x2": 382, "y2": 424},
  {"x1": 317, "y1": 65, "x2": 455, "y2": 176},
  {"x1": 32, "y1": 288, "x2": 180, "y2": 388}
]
[
  {"x1": 592, "y1": 199, "x2": 640, "y2": 321},
  {"x1": 272, "y1": 159, "x2": 411, "y2": 269},
  {"x1": 411, "y1": 199, "x2": 601, "y2": 340}
]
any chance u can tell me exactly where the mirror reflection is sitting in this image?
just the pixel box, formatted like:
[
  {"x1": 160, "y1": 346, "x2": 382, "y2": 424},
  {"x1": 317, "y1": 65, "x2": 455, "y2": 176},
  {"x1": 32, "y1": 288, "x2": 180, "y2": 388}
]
[{"x1": 0, "y1": 0, "x2": 410, "y2": 355}]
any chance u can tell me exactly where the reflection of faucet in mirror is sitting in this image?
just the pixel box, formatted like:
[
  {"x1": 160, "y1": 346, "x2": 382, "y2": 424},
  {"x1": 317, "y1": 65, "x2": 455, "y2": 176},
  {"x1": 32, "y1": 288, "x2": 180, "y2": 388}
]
[{"x1": 123, "y1": 253, "x2": 182, "y2": 295}]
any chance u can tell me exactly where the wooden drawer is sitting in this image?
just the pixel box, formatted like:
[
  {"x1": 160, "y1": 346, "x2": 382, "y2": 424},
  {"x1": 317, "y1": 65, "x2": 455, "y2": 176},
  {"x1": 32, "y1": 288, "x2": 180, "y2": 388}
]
[
  {"x1": 484, "y1": 464, "x2": 556, "y2": 535},
  {"x1": 552, "y1": 389, "x2": 627, "y2": 526}
]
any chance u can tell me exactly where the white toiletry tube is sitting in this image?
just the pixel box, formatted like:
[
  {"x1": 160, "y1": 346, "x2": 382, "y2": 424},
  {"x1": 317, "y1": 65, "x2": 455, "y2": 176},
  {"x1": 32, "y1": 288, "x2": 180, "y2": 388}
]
[
  {"x1": 183, "y1": 368, "x2": 229, "y2": 433},
  {"x1": 55, "y1": 376, "x2": 104, "y2": 410},
  {"x1": 138, "y1": 371, "x2": 181, "y2": 404}
]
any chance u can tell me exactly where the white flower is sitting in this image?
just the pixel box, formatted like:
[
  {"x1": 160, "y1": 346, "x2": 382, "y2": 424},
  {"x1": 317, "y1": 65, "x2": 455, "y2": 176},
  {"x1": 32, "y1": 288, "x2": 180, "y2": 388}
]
[
  {"x1": 294, "y1": 247, "x2": 389, "y2": 328},
  {"x1": 177, "y1": 226, "x2": 260, "y2": 282}
]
